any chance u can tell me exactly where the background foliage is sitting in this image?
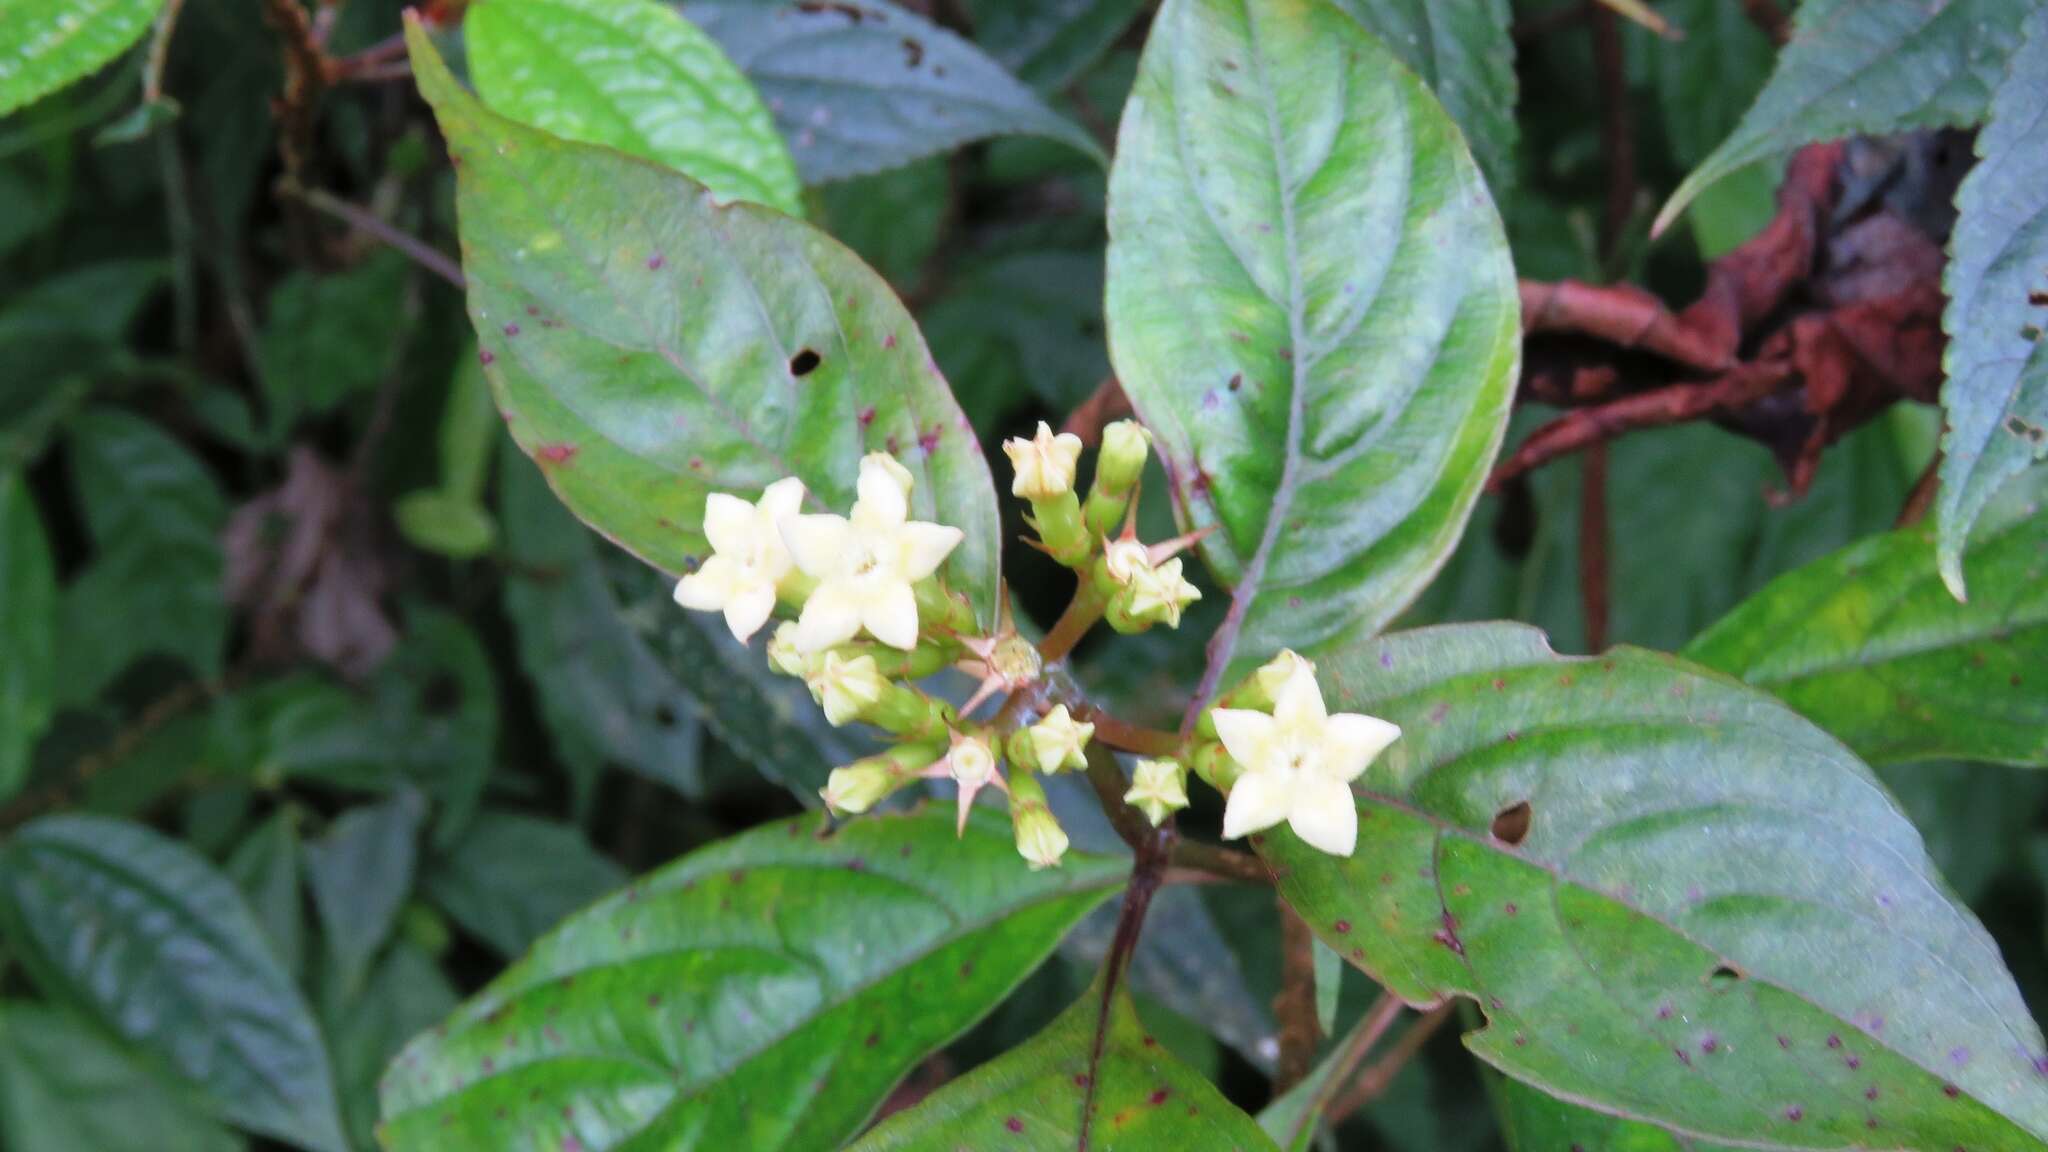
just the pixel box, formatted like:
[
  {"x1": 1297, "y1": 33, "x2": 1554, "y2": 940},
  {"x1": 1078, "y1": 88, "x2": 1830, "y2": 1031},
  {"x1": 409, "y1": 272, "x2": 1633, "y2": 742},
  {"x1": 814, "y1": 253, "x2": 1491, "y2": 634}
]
[{"x1": 1, "y1": 0, "x2": 2045, "y2": 1149}]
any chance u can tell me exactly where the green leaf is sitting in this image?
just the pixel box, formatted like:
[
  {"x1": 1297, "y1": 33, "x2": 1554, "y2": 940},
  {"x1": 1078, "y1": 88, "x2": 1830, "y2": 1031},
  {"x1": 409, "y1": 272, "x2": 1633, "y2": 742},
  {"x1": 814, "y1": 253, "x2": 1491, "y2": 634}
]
[
  {"x1": 923, "y1": 247, "x2": 1111, "y2": 425},
  {"x1": 0, "y1": 815, "x2": 350, "y2": 1152},
  {"x1": 408, "y1": 23, "x2": 1004, "y2": 627},
  {"x1": 377, "y1": 807, "x2": 1125, "y2": 1152},
  {"x1": 1686, "y1": 478, "x2": 2046, "y2": 767},
  {"x1": 0, "y1": 0, "x2": 163, "y2": 116},
  {"x1": 1656, "y1": 0, "x2": 2033, "y2": 233},
  {"x1": 328, "y1": 944, "x2": 457, "y2": 1152},
  {"x1": 226, "y1": 809, "x2": 310, "y2": 983},
  {"x1": 57, "y1": 407, "x2": 227, "y2": 705},
  {"x1": 1491, "y1": 1075, "x2": 1721, "y2": 1152},
  {"x1": 1648, "y1": 0, "x2": 1775, "y2": 169},
  {"x1": 306, "y1": 791, "x2": 428, "y2": 1000},
  {"x1": 815, "y1": 158, "x2": 949, "y2": 289},
  {"x1": 394, "y1": 491, "x2": 497, "y2": 559},
  {"x1": 422, "y1": 810, "x2": 628, "y2": 958},
  {"x1": 501, "y1": 448, "x2": 708, "y2": 803},
  {"x1": 370, "y1": 608, "x2": 499, "y2": 847},
  {"x1": 1879, "y1": 762, "x2": 2048, "y2": 905},
  {"x1": 849, "y1": 973, "x2": 1278, "y2": 1150},
  {"x1": 1259, "y1": 623, "x2": 2048, "y2": 1148},
  {"x1": 0, "y1": 1001, "x2": 242, "y2": 1152},
  {"x1": 258, "y1": 252, "x2": 409, "y2": 435},
  {"x1": 606, "y1": 534, "x2": 866, "y2": 803},
  {"x1": 1312, "y1": 937, "x2": 1341, "y2": 1035},
  {"x1": 1326, "y1": 0, "x2": 1518, "y2": 196},
  {"x1": 970, "y1": 0, "x2": 1150, "y2": 92},
  {"x1": 1105, "y1": 0, "x2": 1519, "y2": 690},
  {"x1": 677, "y1": 0, "x2": 1105, "y2": 182},
  {"x1": 1936, "y1": 4, "x2": 2048, "y2": 598},
  {"x1": 0, "y1": 471, "x2": 55, "y2": 798},
  {"x1": 466, "y1": 0, "x2": 803, "y2": 216}
]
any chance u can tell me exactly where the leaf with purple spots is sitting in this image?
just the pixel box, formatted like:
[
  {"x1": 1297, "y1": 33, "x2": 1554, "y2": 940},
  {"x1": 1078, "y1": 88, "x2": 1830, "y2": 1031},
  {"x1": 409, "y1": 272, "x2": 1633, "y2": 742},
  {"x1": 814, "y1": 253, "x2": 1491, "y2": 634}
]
[
  {"x1": 1262, "y1": 623, "x2": 2048, "y2": 1149},
  {"x1": 406, "y1": 20, "x2": 1003, "y2": 629}
]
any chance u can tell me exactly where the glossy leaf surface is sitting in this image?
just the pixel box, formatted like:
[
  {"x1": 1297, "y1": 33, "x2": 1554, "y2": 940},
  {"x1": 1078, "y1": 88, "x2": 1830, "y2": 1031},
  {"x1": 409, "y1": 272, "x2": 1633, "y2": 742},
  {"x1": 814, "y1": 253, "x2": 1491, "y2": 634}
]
[
  {"x1": 677, "y1": 0, "x2": 1104, "y2": 182},
  {"x1": 1657, "y1": 0, "x2": 2032, "y2": 231},
  {"x1": 850, "y1": 976, "x2": 1279, "y2": 1150},
  {"x1": 0, "y1": 0, "x2": 163, "y2": 116},
  {"x1": 0, "y1": 815, "x2": 349, "y2": 1152},
  {"x1": 1936, "y1": 4, "x2": 2048, "y2": 597},
  {"x1": 409, "y1": 24, "x2": 1003, "y2": 625},
  {"x1": 378, "y1": 808, "x2": 1126, "y2": 1151},
  {"x1": 467, "y1": 0, "x2": 803, "y2": 216},
  {"x1": 1687, "y1": 479, "x2": 2047, "y2": 766},
  {"x1": 1328, "y1": 0, "x2": 1517, "y2": 196},
  {"x1": 1260, "y1": 624, "x2": 2048, "y2": 1149},
  {"x1": 1105, "y1": 0, "x2": 1519, "y2": 689}
]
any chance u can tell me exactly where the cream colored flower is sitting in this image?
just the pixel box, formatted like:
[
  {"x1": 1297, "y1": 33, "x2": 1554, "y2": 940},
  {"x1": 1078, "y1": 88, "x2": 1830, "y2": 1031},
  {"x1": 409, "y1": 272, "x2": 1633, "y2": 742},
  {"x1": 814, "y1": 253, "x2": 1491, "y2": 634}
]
[
  {"x1": 822, "y1": 762, "x2": 895, "y2": 815},
  {"x1": 1212, "y1": 656, "x2": 1400, "y2": 856},
  {"x1": 1103, "y1": 537, "x2": 1152, "y2": 584},
  {"x1": 673, "y1": 478, "x2": 806, "y2": 642},
  {"x1": 1126, "y1": 557, "x2": 1200, "y2": 627},
  {"x1": 1026, "y1": 705, "x2": 1094, "y2": 773},
  {"x1": 766, "y1": 622, "x2": 811, "y2": 678},
  {"x1": 1003, "y1": 421, "x2": 1083, "y2": 500},
  {"x1": 782, "y1": 456, "x2": 963, "y2": 652},
  {"x1": 808, "y1": 650, "x2": 888, "y2": 727},
  {"x1": 946, "y1": 730, "x2": 1003, "y2": 834},
  {"x1": 1124, "y1": 758, "x2": 1189, "y2": 826}
]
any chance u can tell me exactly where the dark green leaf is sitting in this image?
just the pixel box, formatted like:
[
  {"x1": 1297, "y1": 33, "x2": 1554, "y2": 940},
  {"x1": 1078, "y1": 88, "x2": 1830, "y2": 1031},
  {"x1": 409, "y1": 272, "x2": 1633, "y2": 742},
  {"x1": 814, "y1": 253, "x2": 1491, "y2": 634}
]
[
  {"x1": 329, "y1": 944, "x2": 458, "y2": 1152},
  {"x1": 501, "y1": 448, "x2": 707, "y2": 803},
  {"x1": 1648, "y1": 0, "x2": 1774, "y2": 168},
  {"x1": 378, "y1": 807, "x2": 1126, "y2": 1152},
  {"x1": 0, "y1": 0, "x2": 164, "y2": 116},
  {"x1": 1328, "y1": 0, "x2": 1518, "y2": 196},
  {"x1": 0, "y1": 1001, "x2": 242, "y2": 1152},
  {"x1": 677, "y1": 0, "x2": 1105, "y2": 182},
  {"x1": 1936, "y1": 4, "x2": 2048, "y2": 596},
  {"x1": 306, "y1": 790, "x2": 427, "y2": 1000},
  {"x1": 0, "y1": 471, "x2": 56, "y2": 797},
  {"x1": 1657, "y1": 0, "x2": 2032, "y2": 232},
  {"x1": 924, "y1": 248, "x2": 1110, "y2": 424},
  {"x1": 258, "y1": 252, "x2": 409, "y2": 435},
  {"x1": 970, "y1": 0, "x2": 1150, "y2": 92},
  {"x1": 1105, "y1": 0, "x2": 1519, "y2": 689},
  {"x1": 1686, "y1": 478, "x2": 2046, "y2": 766},
  {"x1": 1879, "y1": 762, "x2": 2048, "y2": 905},
  {"x1": 370, "y1": 608, "x2": 498, "y2": 846},
  {"x1": 0, "y1": 815, "x2": 349, "y2": 1152},
  {"x1": 1491, "y1": 1074, "x2": 1722, "y2": 1152},
  {"x1": 815, "y1": 158, "x2": 948, "y2": 290},
  {"x1": 226, "y1": 809, "x2": 309, "y2": 982},
  {"x1": 849, "y1": 972, "x2": 1278, "y2": 1150},
  {"x1": 409, "y1": 23, "x2": 1004, "y2": 626},
  {"x1": 57, "y1": 407, "x2": 227, "y2": 705},
  {"x1": 1262, "y1": 624, "x2": 2048, "y2": 1148},
  {"x1": 422, "y1": 810, "x2": 627, "y2": 958},
  {"x1": 466, "y1": 0, "x2": 803, "y2": 216}
]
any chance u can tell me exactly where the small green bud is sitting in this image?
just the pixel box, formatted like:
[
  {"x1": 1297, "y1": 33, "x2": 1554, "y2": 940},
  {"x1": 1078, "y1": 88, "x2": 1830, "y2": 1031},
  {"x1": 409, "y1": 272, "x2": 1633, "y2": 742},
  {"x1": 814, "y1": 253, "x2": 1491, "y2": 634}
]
[
  {"x1": 1007, "y1": 768, "x2": 1069, "y2": 870},
  {"x1": 1084, "y1": 420, "x2": 1151, "y2": 536},
  {"x1": 820, "y1": 742, "x2": 944, "y2": 815}
]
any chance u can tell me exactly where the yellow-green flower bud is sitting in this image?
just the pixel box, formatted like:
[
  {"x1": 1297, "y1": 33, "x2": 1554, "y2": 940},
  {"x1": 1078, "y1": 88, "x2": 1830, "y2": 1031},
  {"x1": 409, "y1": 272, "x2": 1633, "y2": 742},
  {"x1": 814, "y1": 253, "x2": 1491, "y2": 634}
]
[
  {"x1": 1023, "y1": 705, "x2": 1093, "y2": 773},
  {"x1": 1085, "y1": 420, "x2": 1152, "y2": 537},
  {"x1": 807, "y1": 651, "x2": 889, "y2": 726},
  {"x1": 820, "y1": 742, "x2": 944, "y2": 815},
  {"x1": 1124, "y1": 758, "x2": 1189, "y2": 826},
  {"x1": 1007, "y1": 768, "x2": 1068, "y2": 870}
]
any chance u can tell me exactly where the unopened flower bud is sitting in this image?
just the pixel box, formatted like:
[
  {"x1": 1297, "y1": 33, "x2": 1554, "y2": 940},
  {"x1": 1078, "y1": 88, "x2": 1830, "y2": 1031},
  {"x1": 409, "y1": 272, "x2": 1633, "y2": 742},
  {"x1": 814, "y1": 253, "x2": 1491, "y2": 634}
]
[
  {"x1": 1125, "y1": 557, "x2": 1200, "y2": 628},
  {"x1": 820, "y1": 742, "x2": 943, "y2": 815},
  {"x1": 863, "y1": 451, "x2": 915, "y2": 496},
  {"x1": 1085, "y1": 420, "x2": 1152, "y2": 537},
  {"x1": 1124, "y1": 758, "x2": 1189, "y2": 826},
  {"x1": 1007, "y1": 767, "x2": 1068, "y2": 870},
  {"x1": 767, "y1": 622, "x2": 811, "y2": 678},
  {"x1": 1024, "y1": 705, "x2": 1093, "y2": 773},
  {"x1": 1003, "y1": 421, "x2": 1083, "y2": 501},
  {"x1": 1103, "y1": 538, "x2": 1152, "y2": 585},
  {"x1": 807, "y1": 651, "x2": 891, "y2": 726}
]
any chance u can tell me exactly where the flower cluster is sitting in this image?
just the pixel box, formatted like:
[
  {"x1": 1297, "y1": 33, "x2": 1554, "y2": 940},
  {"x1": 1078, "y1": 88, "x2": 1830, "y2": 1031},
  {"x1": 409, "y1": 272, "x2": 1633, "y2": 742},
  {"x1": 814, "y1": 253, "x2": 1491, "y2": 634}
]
[{"x1": 669, "y1": 427, "x2": 1401, "y2": 871}]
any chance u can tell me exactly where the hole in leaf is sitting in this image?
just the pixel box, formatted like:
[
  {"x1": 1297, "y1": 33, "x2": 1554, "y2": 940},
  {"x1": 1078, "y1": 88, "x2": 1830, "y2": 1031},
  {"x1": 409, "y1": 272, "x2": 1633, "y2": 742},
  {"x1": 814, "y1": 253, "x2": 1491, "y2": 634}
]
[
  {"x1": 1708, "y1": 963, "x2": 1744, "y2": 989},
  {"x1": 1491, "y1": 800, "x2": 1532, "y2": 845},
  {"x1": 790, "y1": 348, "x2": 822, "y2": 377},
  {"x1": 653, "y1": 703, "x2": 680, "y2": 729}
]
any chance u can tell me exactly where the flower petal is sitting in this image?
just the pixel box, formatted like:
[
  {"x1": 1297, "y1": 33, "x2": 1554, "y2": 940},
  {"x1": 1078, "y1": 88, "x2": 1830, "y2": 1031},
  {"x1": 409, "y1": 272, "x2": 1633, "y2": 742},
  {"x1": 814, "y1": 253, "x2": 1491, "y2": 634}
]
[
  {"x1": 722, "y1": 581, "x2": 778, "y2": 643},
  {"x1": 1210, "y1": 708, "x2": 1276, "y2": 773},
  {"x1": 781, "y1": 513, "x2": 853, "y2": 578},
  {"x1": 1221, "y1": 770, "x2": 1295, "y2": 840},
  {"x1": 896, "y1": 522, "x2": 963, "y2": 581},
  {"x1": 1287, "y1": 776, "x2": 1358, "y2": 856},
  {"x1": 862, "y1": 580, "x2": 921, "y2": 650},
  {"x1": 1271, "y1": 661, "x2": 1327, "y2": 730},
  {"x1": 702, "y1": 493, "x2": 755, "y2": 555},
  {"x1": 854, "y1": 456, "x2": 909, "y2": 529},
  {"x1": 794, "y1": 581, "x2": 862, "y2": 652},
  {"x1": 673, "y1": 557, "x2": 738, "y2": 611},
  {"x1": 758, "y1": 476, "x2": 808, "y2": 520},
  {"x1": 1321, "y1": 713, "x2": 1401, "y2": 782}
]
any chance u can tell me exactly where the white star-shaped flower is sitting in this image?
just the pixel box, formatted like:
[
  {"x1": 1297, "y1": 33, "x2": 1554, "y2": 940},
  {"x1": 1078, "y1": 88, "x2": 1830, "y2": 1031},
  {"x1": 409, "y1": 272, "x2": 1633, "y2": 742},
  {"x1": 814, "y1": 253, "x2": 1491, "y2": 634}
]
[
  {"x1": 1003, "y1": 421, "x2": 1083, "y2": 500},
  {"x1": 1026, "y1": 705, "x2": 1094, "y2": 773},
  {"x1": 1124, "y1": 758, "x2": 1189, "y2": 826},
  {"x1": 782, "y1": 455, "x2": 963, "y2": 652},
  {"x1": 1212, "y1": 655, "x2": 1401, "y2": 856},
  {"x1": 673, "y1": 477, "x2": 807, "y2": 642}
]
